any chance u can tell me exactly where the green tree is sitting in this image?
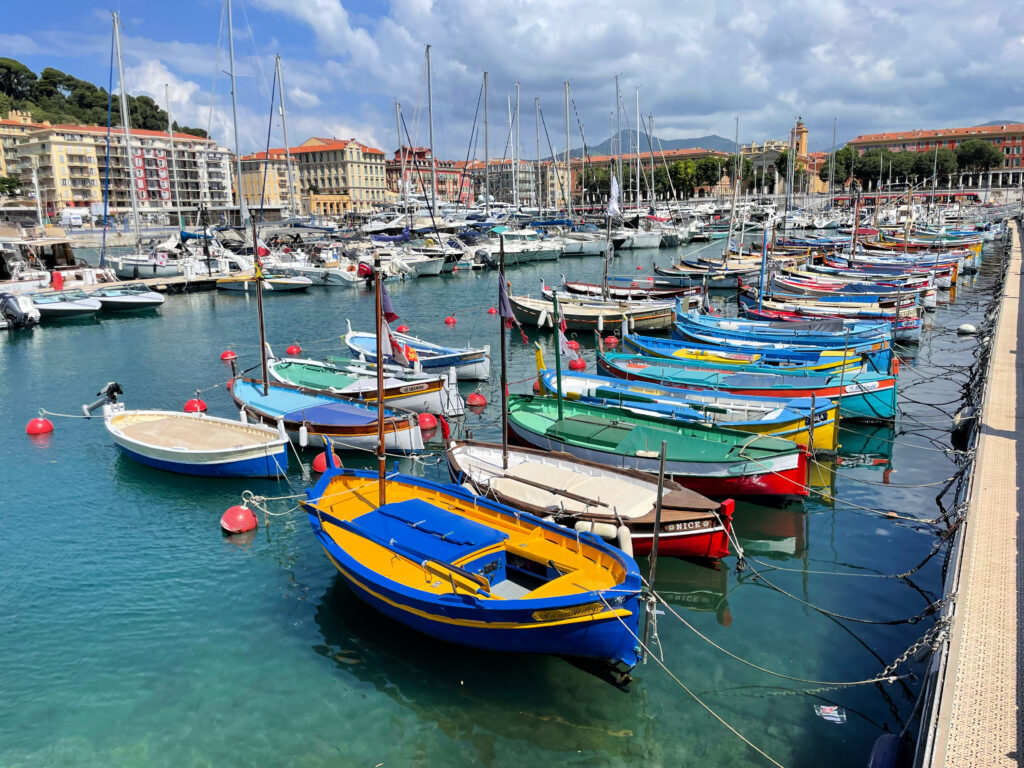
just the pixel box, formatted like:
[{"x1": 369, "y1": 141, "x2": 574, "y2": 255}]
[
  {"x1": 669, "y1": 159, "x2": 697, "y2": 199},
  {"x1": 774, "y1": 150, "x2": 806, "y2": 190},
  {"x1": 693, "y1": 157, "x2": 722, "y2": 189},
  {"x1": 818, "y1": 146, "x2": 855, "y2": 186},
  {"x1": 0, "y1": 58, "x2": 37, "y2": 100},
  {"x1": 956, "y1": 138, "x2": 1003, "y2": 174},
  {"x1": 0, "y1": 176, "x2": 22, "y2": 195},
  {"x1": 910, "y1": 149, "x2": 957, "y2": 185}
]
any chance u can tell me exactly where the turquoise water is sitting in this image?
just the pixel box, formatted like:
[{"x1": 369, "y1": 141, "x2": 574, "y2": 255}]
[{"x1": 1, "y1": 239, "x2": 997, "y2": 767}]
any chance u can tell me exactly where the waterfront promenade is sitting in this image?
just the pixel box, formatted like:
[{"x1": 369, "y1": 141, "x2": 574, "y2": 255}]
[{"x1": 928, "y1": 221, "x2": 1022, "y2": 765}]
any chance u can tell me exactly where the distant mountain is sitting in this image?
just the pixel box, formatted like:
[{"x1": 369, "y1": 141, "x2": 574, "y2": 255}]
[
  {"x1": 975, "y1": 120, "x2": 1023, "y2": 127},
  {"x1": 548, "y1": 130, "x2": 735, "y2": 160}
]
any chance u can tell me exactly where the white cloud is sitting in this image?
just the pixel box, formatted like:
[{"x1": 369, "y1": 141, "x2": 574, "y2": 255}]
[
  {"x1": 0, "y1": 33, "x2": 41, "y2": 56},
  {"x1": 289, "y1": 87, "x2": 321, "y2": 108}
]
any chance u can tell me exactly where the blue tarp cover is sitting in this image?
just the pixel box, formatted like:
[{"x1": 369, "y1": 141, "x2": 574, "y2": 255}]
[{"x1": 351, "y1": 498, "x2": 507, "y2": 563}]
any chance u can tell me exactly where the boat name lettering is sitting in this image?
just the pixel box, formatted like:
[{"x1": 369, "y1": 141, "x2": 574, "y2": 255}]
[
  {"x1": 398, "y1": 383, "x2": 429, "y2": 394},
  {"x1": 531, "y1": 602, "x2": 605, "y2": 622},
  {"x1": 844, "y1": 381, "x2": 880, "y2": 393},
  {"x1": 665, "y1": 520, "x2": 712, "y2": 532}
]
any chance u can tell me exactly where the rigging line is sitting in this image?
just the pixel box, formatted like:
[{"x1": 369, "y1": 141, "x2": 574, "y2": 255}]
[
  {"x1": 595, "y1": 596, "x2": 787, "y2": 768},
  {"x1": 453, "y1": 82, "x2": 484, "y2": 214},
  {"x1": 536, "y1": 103, "x2": 569, "y2": 213},
  {"x1": 238, "y1": 0, "x2": 272, "y2": 102},
  {"x1": 811, "y1": 457, "x2": 956, "y2": 488},
  {"x1": 648, "y1": 589, "x2": 906, "y2": 686},
  {"x1": 257, "y1": 65, "x2": 279, "y2": 223},
  {"x1": 206, "y1": 0, "x2": 227, "y2": 142},
  {"x1": 398, "y1": 111, "x2": 441, "y2": 233}
]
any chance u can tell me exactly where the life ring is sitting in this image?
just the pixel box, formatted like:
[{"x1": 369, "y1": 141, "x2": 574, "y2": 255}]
[{"x1": 425, "y1": 237, "x2": 435, "y2": 248}]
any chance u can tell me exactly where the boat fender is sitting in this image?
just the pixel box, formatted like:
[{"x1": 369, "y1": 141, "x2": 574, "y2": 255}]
[
  {"x1": 635, "y1": 449, "x2": 660, "y2": 458},
  {"x1": 575, "y1": 520, "x2": 619, "y2": 541},
  {"x1": 597, "y1": 315, "x2": 604, "y2": 332},
  {"x1": 616, "y1": 525, "x2": 633, "y2": 557},
  {"x1": 239, "y1": 408, "x2": 248, "y2": 424},
  {"x1": 299, "y1": 425, "x2": 309, "y2": 447},
  {"x1": 537, "y1": 309, "x2": 548, "y2": 328},
  {"x1": 628, "y1": 316, "x2": 635, "y2": 332}
]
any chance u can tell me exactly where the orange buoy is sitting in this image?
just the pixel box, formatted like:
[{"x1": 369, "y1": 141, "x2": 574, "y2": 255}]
[
  {"x1": 636, "y1": 265, "x2": 644, "y2": 270},
  {"x1": 568, "y1": 358, "x2": 586, "y2": 371},
  {"x1": 312, "y1": 451, "x2": 342, "y2": 473},
  {"x1": 220, "y1": 350, "x2": 237, "y2": 361},
  {"x1": 444, "y1": 316, "x2": 457, "y2": 325},
  {"x1": 221, "y1": 505, "x2": 258, "y2": 534},
  {"x1": 286, "y1": 344, "x2": 302, "y2": 356},
  {"x1": 396, "y1": 324, "x2": 409, "y2": 333},
  {"x1": 487, "y1": 307, "x2": 497, "y2": 314},
  {"x1": 466, "y1": 392, "x2": 487, "y2": 407},
  {"x1": 418, "y1": 412, "x2": 438, "y2": 430},
  {"x1": 604, "y1": 336, "x2": 619, "y2": 347},
  {"x1": 26, "y1": 417, "x2": 54, "y2": 435},
  {"x1": 567, "y1": 340, "x2": 580, "y2": 351},
  {"x1": 532, "y1": 379, "x2": 541, "y2": 393},
  {"x1": 184, "y1": 398, "x2": 207, "y2": 413}
]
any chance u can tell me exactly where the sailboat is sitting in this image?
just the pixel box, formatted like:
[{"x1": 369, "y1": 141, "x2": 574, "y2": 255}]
[{"x1": 302, "y1": 245, "x2": 643, "y2": 676}]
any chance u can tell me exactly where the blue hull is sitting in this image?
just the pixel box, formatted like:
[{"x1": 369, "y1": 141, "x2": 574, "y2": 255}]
[{"x1": 117, "y1": 445, "x2": 287, "y2": 477}]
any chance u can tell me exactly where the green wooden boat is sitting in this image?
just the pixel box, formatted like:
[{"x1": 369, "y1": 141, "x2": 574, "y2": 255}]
[{"x1": 507, "y1": 395, "x2": 808, "y2": 498}]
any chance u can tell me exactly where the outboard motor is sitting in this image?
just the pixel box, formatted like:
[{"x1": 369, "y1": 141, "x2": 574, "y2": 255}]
[
  {"x1": 82, "y1": 382, "x2": 123, "y2": 417},
  {"x1": 0, "y1": 292, "x2": 41, "y2": 329}
]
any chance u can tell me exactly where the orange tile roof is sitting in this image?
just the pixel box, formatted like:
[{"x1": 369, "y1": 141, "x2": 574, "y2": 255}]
[
  {"x1": 850, "y1": 123, "x2": 1024, "y2": 144},
  {"x1": 276, "y1": 137, "x2": 384, "y2": 156},
  {"x1": 39, "y1": 123, "x2": 213, "y2": 141}
]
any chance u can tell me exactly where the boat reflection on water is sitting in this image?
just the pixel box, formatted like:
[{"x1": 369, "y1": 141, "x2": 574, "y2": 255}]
[
  {"x1": 311, "y1": 577, "x2": 648, "y2": 760},
  {"x1": 837, "y1": 423, "x2": 894, "y2": 480},
  {"x1": 734, "y1": 501, "x2": 809, "y2": 561},
  {"x1": 647, "y1": 557, "x2": 733, "y2": 627}
]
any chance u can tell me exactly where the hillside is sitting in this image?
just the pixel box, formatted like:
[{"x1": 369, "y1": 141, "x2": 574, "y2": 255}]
[
  {"x1": 548, "y1": 129, "x2": 734, "y2": 160},
  {"x1": 0, "y1": 57, "x2": 207, "y2": 137}
]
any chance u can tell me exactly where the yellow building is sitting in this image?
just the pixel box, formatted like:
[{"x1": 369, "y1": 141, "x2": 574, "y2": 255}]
[
  {"x1": 237, "y1": 150, "x2": 302, "y2": 215},
  {"x1": 268, "y1": 136, "x2": 389, "y2": 213},
  {"x1": 0, "y1": 110, "x2": 37, "y2": 178}
]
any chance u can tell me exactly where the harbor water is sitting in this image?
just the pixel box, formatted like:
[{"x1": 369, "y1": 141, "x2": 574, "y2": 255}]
[{"x1": 0, "y1": 239, "x2": 999, "y2": 767}]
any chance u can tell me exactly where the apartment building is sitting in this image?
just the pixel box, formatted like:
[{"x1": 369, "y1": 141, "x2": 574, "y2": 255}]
[
  {"x1": 236, "y1": 150, "x2": 303, "y2": 215},
  {"x1": 1, "y1": 109, "x2": 232, "y2": 220},
  {"x1": 269, "y1": 136, "x2": 389, "y2": 215},
  {"x1": 386, "y1": 147, "x2": 470, "y2": 205}
]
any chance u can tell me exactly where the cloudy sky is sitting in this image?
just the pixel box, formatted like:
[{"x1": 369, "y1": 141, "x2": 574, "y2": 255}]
[{"x1": 3, "y1": 0, "x2": 1022, "y2": 159}]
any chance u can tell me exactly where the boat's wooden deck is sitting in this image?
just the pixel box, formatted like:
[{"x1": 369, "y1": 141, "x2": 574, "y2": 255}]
[
  {"x1": 112, "y1": 413, "x2": 272, "y2": 450},
  {"x1": 926, "y1": 223, "x2": 1021, "y2": 766}
]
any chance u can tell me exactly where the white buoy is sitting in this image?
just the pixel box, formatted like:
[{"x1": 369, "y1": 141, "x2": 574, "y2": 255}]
[{"x1": 957, "y1": 323, "x2": 978, "y2": 335}]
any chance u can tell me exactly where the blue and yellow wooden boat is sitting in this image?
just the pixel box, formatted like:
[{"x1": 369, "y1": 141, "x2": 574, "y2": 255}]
[{"x1": 302, "y1": 462, "x2": 644, "y2": 672}]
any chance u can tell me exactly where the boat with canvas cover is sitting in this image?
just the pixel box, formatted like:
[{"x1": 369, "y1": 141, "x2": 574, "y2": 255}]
[
  {"x1": 534, "y1": 360, "x2": 838, "y2": 451},
  {"x1": 302, "y1": 464, "x2": 643, "y2": 674},
  {"x1": 266, "y1": 355, "x2": 465, "y2": 416},
  {"x1": 596, "y1": 345, "x2": 897, "y2": 421},
  {"x1": 506, "y1": 395, "x2": 808, "y2": 499},
  {"x1": 90, "y1": 282, "x2": 166, "y2": 311},
  {"x1": 231, "y1": 378, "x2": 424, "y2": 453},
  {"x1": 509, "y1": 291, "x2": 676, "y2": 332},
  {"x1": 84, "y1": 382, "x2": 288, "y2": 477},
  {"x1": 445, "y1": 440, "x2": 733, "y2": 559},
  {"x1": 344, "y1": 321, "x2": 490, "y2": 381}
]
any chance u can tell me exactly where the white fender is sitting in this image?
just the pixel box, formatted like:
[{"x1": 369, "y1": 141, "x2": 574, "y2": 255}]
[
  {"x1": 616, "y1": 525, "x2": 633, "y2": 557},
  {"x1": 299, "y1": 424, "x2": 309, "y2": 447},
  {"x1": 597, "y1": 314, "x2": 604, "y2": 332},
  {"x1": 575, "y1": 520, "x2": 619, "y2": 540},
  {"x1": 239, "y1": 407, "x2": 248, "y2": 424},
  {"x1": 537, "y1": 309, "x2": 549, "y2": 328}
]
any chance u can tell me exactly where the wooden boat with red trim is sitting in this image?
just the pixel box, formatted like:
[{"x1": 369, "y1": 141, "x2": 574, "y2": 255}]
[{"x1": 446, "y1": 439, "x2": 733, "y2": 559}]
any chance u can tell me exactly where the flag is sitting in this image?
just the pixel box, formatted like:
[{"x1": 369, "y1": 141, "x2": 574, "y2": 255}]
[
  {"x1": 607, "y1": 173, "x2": 620, "y2": 216},
  {"x1": 381, "y1": 279, "x2": 399, "y2": 323},
  {"x1": 557, "y1": 327, "x2": 579, "y2": 361},
  {"x1": 381, "y1": 317, "x2": 410, "y2": 366},
  {"x1": 497, "y1": 275, "x2": 515, "y2": 329},
  {"x1": 256, "y1": 238, "x2": 270, "y2": 258}
]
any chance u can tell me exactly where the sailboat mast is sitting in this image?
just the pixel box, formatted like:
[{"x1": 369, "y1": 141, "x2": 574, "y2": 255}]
[
  {"x1": 426, "y1": 45, "x2": 438, "y2": 215},
  {"x1": 499, "y1": 237, "x2": 508, "y2": 469},
  {"x1": 634, "y1": 87, "x2": 640, "y2": 214},
  {"x1": 552, "y1": 294, "x2": 564, "y2": 421},
  {"x1": 514, "y1": 82, "x2": 520, "y2": 208},
  {"x1": 564, "y1": 81, "x2": 571, "y2": 217},
  {"x1": 112, "y1": 12, "x2": 142, "y2": 243},
  {"x1": 395, "y1": 101, "x2": 406, "y2": 218},
  {"x1": 483, "y1": 72, "x2": 489, "y2": 216},
  {"x1": 828, "y1": 117, "x2": 836, "y2": 201},
  {"x1": 535, "y1": 98, "x2": 541, "y2": 209},
  {"x1": 165, "y1": 84, "x2": 183, "y2": 230},
  {"x1": 275, "y1": 54, "x2": 296, "y2": 218},
  {"x1": 374, "y1": 256, "x2": 386, "y2": 506},
  {"x1": 724, "y1": 116, "x2": 740, "y2": 256},
  {"x1": 614, "y1": 75, "x2": 622, "y2": 190}
]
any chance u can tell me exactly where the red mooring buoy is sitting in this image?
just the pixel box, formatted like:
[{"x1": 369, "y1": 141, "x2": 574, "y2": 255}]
[
  {"x1": 636, "y1": 265, "x2": 644, "y2": 270},
  {"x1": 604, "y1": 336, "x2": 619, "y2": 347},
  {"x1": 312, "y1": 451, "x2": 342, "y2": 473},
  {"x1": 532, "y1": 379, "x2": 541, "y2": 393},
  {"x1": 567, "y1": 340, "x2": 580, "y2": 351},
  {"x1": 221, "y1": 505, "x2": 258, "y2": 534},
  {"x1": 184, "y1": 398, "x2": 207, "y2": 413},
  {"x1": 418, "y1": 412, "x2": 438, "y2": 430},
  {"x1": 26, "y1": 417, "x2": 54, "y2": 435},
  {"x1": 220, "y1": 350, "x2": 237, "y2": 361},
  {"x1": 396, "y1": 324, "x2": 410, "y2": 333},
  {"x1": 466, "y1": 392, "x2": 487, "y2": 407},
  {"x1": 444, "y1": 316, "x2": 456, "y2": 325},
  {"x1": 487, "y1": 307, "x2": 497, "y2": 314},
  {"x1": 286, "y1": 344, "x2": 302, "y2": 356},
  {"x1": 568, "y1": 358, "x2": 587, "y2": 371}
]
